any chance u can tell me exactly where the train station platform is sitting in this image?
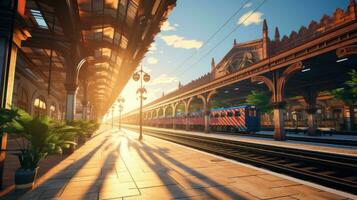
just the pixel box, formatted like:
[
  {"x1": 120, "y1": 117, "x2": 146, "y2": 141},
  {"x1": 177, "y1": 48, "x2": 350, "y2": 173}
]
[
  {"x1": 124, "y1": 125, "x2": 357, "y2": 157},
  {"x1": 6, "y1": 125, "x2": 355, "y2": 200}
]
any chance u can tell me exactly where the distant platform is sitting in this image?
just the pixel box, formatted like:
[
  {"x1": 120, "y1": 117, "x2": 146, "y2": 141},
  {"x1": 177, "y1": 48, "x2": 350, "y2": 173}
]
[
  {"x1": 124, "y1": 125, "x2": 357, "y2": 157},
  {"x1": 6, "y1": 125, "x2": 354, "y2": 200}
]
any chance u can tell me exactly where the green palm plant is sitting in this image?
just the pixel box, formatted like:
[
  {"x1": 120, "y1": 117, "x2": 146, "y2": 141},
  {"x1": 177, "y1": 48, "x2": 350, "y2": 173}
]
[
  {"x1": 0, "y1": 107, "x2": 21, "y2": 133},
  {"x1": 5, "y1": 109, "x2": 78, "y2": 170},
  {"x1": 246, "y1": 90, "x2": 273, "y2": 114},
  {"x1": 68, "y1": 119, "x2": 99, "y2": 139},
  {"x1": 331, "y1": 69, "x2": 357, "y2": 131}
]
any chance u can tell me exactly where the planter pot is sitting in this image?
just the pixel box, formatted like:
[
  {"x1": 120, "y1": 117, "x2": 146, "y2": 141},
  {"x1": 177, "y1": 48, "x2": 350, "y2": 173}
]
[
  {"x1": 77, "y1": 135, "x2": 87, "y2": 145},
  {"x1": 62, "y1": 144, "x2": 76, "y2": 154},
  {"x1": 15, "y1": 168, "x2": 38, "y2": 190}
]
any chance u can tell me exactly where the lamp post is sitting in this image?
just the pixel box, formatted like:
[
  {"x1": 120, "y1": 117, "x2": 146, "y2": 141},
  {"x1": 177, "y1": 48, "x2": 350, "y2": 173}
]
[
  {"x1": 116, "y1": 96, "x2": 125, "y2": 130},
  {"x1": 132, "y1": 65, "x2": 150, "y2": 140}
]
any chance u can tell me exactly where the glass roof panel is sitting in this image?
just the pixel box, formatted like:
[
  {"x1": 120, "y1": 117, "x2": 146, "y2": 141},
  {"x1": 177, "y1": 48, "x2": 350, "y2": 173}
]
[{"x1": 30, "y1": 9, "x2": 48, "y2": 29}]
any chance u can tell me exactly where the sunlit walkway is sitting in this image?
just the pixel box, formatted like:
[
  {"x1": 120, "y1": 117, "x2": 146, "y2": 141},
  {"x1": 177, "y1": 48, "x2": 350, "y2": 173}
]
[{"x1": 15, "y1": 126, "x2": 353, "y2": 200}]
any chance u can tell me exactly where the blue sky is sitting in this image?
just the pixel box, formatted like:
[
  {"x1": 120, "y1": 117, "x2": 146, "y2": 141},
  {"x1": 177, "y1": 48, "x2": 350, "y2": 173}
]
[{"x1": 117, "y1": 0, "x2": 349, "y2": 115}]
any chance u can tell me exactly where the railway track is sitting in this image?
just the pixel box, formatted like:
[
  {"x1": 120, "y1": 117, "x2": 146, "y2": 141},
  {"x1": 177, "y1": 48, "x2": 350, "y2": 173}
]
[
  {"x1": 125, "y1": 126, "x2": 357, "y2": 195},
  {"x1": 235, "y1": 132, "x2": 357, "y2": 146}
]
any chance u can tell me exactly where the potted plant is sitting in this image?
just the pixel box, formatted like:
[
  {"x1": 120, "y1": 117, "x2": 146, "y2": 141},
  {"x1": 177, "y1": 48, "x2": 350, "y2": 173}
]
[
  {"x1": 67, "y1": 120, "x2": 100, "y2": 145},
  {"x1": 1, "y1": 108, "x2": 77, "y2": 190},
  {"x1": 86, "y1": 120, "x2": 100, "y2": 138}
]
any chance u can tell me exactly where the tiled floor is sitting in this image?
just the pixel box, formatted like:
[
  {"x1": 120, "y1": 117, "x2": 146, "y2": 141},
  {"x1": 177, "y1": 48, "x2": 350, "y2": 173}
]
[{"x1": 11, "y1": 127, "x2": 354, "y2": 199}]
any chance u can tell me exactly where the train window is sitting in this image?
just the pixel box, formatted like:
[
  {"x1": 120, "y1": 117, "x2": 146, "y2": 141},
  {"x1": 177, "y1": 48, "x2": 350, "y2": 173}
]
[
  {"x1": 221, "y1": 112, "x2": 226, "y2": 117},
  {"x1": 227, "y1": 112, "x2": 233, "y2": 117},
  {"x1": 235, "y1": 111, "x2": 240, "y2": 117},
  {"x1": 214, "y1": 113, "x2": 219, "y2": 118}
]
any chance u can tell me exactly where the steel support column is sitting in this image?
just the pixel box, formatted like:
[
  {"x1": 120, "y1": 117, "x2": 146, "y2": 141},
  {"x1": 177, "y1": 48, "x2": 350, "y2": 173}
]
[
  {"x1": 204, "y1": 110, "x2": 210, "y2": 133},
  {"x1": 302, "y1": 88, "x2": 318, "y2": 135},
  {"x1": 272, "y1": 101, "x2": 286, "y2": 140},
  {"x1": 81, "y1": 80, "x2": 89, "y2": 120},
  {"x1": 65, "y1": 83, "x2": 78, "y2": 121},
  {"x1": 82, "y1": 100, "x2": 89, "y2": 120}
]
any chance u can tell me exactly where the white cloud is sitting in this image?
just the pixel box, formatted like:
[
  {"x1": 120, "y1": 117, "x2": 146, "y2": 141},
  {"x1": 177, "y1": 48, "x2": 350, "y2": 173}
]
[
  {"x1": 243, "y1": 2, "x2": 252, "y2": 8},
  {"x1": 150, "y1": 74, "x2": 178, "y2": 85},
  {"x1": 147, "y1": 57, "x2": 158, "y2": 65},
  {"x1": 160, "y1": 35, "x2": 203, "y2": 50},
  {"x1": 174, "y1": 23, "x2": 179, "y2": 27},
  {"x1": 161, "y1": 21, "x2": 176, "y2": 31},
  {"x1": 238, "y1": 11, "x2": 264, "y2": 26}
]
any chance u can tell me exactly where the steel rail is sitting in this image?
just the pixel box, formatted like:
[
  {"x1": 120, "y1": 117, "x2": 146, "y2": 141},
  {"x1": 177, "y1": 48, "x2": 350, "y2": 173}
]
[{"x1": 125, "y1": 127, "x2": 357, "y2": 194}]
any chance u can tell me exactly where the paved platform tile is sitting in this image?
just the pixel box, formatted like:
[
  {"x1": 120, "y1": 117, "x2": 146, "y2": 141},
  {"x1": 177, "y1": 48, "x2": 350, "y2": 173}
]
[{"x1": 15, "y1": 127, "x2": 353, "y2": 200}]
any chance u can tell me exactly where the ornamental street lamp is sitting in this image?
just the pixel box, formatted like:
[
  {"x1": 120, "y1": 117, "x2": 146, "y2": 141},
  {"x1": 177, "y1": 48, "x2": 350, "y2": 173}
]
[
  {"x1": 116, "y1": 96, "x2": 125, "y2": 130},
  {"x1": 132, "y1": 65, "x2": 150, "y2": 140}
]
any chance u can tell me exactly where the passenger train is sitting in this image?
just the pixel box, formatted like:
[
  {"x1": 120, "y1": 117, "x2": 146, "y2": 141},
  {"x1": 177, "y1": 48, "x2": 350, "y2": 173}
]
[{"x1": 124, "y1": 105, "x2": 260, "y2": 133}]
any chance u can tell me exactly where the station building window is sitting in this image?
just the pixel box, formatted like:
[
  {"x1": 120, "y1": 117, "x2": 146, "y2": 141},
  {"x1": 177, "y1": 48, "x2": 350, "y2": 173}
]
[
  {"x1": 50, "y1": 104, "x2": 56, "y2": 119},
  {"x1": 34, "y1": 96, "x2": 46, "y2": 117}
]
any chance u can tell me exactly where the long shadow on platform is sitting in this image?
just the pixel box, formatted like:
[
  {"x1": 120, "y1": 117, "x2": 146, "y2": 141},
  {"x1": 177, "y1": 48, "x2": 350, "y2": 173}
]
[
  {"x1": 79, "y1": 133, "x2": 131, "y2": 200},
  {"x1": 5, "y1": 137, "x2": 110, "y2": 200},
  {"x1": 126, "y1": 133, "x2": 247, "y2": 200}
]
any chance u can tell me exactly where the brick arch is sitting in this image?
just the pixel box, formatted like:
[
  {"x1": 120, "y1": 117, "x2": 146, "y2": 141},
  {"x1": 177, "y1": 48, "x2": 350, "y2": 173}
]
[
  {"x1": 164, "y1": 104, "x2": 174, "y2": 118},
  {"x1": 157, "y1": 107, "x2": 164, "y2": 118},
  {"x1": 207, "y1": 90, "x2": 218, "y2": 103},
  {"x1": 277, "y1": 61, "x2": 303, "y2": 102},
  {"x1": 251, "y1": 75, "x2": 275, "y2": 101},
  {"x1": 185, "y1": 97, "x2": 194, "y2": 115},
  {"x1": 174, "y1": 101, "x2": 186, "y2": 117}
]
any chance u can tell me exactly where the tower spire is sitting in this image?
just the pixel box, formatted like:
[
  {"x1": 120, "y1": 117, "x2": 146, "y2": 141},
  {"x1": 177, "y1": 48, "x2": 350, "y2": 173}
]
[
  {"x1": 233, "y1": 38, "x2": 237, "y2": 46},
  {"x1": 348, "y1": 0, "x2": 356, "y2": 16},
  {"x1": 262, "y1": 19, "x2": 269, "y2": 59},
  {"x1": 262, "y1": 19, "x2": 268, "y2": 32},
  {"x1": 274, "y1": 27, "x2": 280, "y2": 41},
  {"x1": 211, "y1": 57, "x2": 215, "y2": 71}
]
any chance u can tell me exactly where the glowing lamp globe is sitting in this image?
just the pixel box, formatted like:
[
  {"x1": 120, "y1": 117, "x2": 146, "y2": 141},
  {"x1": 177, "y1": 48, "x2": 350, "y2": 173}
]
[
  {"x1": 143, "y1": 73, "x2": 150, "y2": 82},
  {"x1": 133, "y1": 73, "x2": 140, "y2": 81}
]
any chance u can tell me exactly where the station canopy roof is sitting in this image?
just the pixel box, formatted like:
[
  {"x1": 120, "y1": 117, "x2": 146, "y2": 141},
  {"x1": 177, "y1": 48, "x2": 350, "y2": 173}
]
[{"x1": 19, "y1": 0, "x2": 176, "y2": 116}]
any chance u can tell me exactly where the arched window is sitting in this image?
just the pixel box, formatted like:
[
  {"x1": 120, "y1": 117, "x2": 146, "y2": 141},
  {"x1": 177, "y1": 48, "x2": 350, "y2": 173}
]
[
  {"x1": 33, "y1": 96, "x2": 46, "y2": 117},
  {"x1": 50, "y1": 103, "x2": 56, "y2": 119}
]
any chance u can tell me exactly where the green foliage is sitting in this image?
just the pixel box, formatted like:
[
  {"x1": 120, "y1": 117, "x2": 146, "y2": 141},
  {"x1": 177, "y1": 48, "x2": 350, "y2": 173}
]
[
  {"x1": 0, "y1": 107, "x2": 21, "y2": 134},
  {"x1": 246, "y1": 90, "x2": 272, "y2": 114},
  {"x1": 210, "y1": 99, "x2": 231, "y2": 109},
  {"x1": 67, "y1": 119, "x2": 100, "y2": 138},
  {"x1": 3, "y1": 108, "x2": 77, "y2": 170},
  {"x1": 331, "y1": 69, "x2": 357, "y2": 105}
]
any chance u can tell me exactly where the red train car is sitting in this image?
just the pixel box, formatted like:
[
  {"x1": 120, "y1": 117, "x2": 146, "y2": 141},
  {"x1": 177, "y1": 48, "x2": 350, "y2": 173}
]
[
  {"x1": 142, "y1": 105, "x2": 260, "y2": 133},
  {"x1": 210, "y1": 105, "x2": 260, "y2": 132}
]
